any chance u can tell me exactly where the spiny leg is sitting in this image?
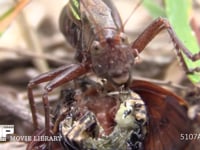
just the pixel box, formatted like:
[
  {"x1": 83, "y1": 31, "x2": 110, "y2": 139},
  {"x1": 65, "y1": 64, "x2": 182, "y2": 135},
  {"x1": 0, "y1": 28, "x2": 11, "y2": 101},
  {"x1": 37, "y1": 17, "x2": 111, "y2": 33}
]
[
  {"x1": 39, "y1": 64, "x2": 89, "y2": 137},
  {"x1": 27, "y1": 64, "x2": 89, "y2": 130},
  {"x1": 131, "y1": 17, "x2": 200, "y2": 74},
  {"x1": 52, "y1": 111, "x2": 68, "y2": 134},
  {"x1": 28, "y1": 64, "x2": 76, "y2": 130}
]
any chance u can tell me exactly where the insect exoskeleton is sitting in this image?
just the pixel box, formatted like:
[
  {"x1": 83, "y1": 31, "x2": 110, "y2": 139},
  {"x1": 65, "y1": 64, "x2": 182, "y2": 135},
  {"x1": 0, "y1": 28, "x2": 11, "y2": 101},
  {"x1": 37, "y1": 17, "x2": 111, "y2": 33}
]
[
  {"x1": 112, "y1": 90, "x2": 148, "y2": 149},
  {"x1": 59, "y1": 86, "x2": 148, "y2": 150},
  {"x1": 60, "y1": 111, "x2": 98, "y2": 142},
  {"x1": 114, "y1": 90, "x2": 147, "y2": 128}
]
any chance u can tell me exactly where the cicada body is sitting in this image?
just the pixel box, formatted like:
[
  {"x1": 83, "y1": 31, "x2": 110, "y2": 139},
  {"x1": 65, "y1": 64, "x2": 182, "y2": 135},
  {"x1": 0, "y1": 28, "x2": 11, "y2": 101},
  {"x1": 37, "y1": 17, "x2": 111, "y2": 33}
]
[
  {"x1": 58, "y1": 86, "x2": 147, "y2": 150},
  {"x1": 56, "y1": 80, "x2": 195, "y2": 150}
]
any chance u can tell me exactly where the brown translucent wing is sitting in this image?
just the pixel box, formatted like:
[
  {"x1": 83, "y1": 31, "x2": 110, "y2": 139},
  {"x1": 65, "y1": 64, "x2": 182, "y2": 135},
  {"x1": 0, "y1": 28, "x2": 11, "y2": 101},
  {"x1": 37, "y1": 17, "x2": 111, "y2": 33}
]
[{"x1": 130, "y1": 80, "x2": 192, "y2": 150}]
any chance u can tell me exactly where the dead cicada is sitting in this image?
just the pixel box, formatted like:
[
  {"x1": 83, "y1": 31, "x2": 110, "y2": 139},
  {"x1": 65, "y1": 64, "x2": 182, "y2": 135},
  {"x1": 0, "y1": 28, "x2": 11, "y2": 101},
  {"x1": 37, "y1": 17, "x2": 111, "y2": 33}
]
[{"x1": 53, "y1": 80, "x2": 195, "y2": 150}]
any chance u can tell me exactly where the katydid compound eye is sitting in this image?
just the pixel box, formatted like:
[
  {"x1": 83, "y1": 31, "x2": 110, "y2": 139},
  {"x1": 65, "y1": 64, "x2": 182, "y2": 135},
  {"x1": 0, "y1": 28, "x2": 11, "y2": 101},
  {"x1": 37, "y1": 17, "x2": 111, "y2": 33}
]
[
  {"x1": 119, "y1": 32, "x2": 128, "y2": 44},
  {"x1": 91, "y1": 41, "x2": 102, "y2": 54}
]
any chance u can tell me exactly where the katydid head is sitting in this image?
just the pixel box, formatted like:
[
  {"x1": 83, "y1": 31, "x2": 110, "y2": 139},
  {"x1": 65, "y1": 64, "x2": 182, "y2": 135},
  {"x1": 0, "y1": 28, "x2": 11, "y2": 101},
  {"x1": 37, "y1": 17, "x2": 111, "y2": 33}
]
[
  {"x1": 90, "y1": 31, "x2": 135, "y2": 85},
  {"x1": 79, "y1": 0, "x2": 141, "y2": 85}
]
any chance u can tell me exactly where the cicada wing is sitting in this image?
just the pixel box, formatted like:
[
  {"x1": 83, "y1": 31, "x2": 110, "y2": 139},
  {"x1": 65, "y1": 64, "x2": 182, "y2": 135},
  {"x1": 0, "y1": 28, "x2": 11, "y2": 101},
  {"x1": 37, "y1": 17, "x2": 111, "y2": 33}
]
[{"x1": 130, "y1": 80, "x2": 192, "y2": 150}]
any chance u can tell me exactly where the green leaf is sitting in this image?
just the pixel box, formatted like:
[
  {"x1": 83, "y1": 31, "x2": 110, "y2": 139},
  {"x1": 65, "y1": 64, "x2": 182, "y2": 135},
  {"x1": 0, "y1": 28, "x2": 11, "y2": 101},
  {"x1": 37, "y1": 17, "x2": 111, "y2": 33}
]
[
  {"x1": 143, "y1": 0, "x2": 166, "y2": 18},
  {"x1": 165, "y1": 0, "x2": 200, "y2": 85}
]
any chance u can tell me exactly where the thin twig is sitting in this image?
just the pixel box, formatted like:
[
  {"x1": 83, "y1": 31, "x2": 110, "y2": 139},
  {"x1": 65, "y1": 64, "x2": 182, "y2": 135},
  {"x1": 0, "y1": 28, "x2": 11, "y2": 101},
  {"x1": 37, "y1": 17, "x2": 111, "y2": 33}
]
[
  {"x1": 17, "y1": 8, "x2": 49, "y2": 72},
  {"x1": 0, "y1": 47, "x2": 69, "y2": 64}
]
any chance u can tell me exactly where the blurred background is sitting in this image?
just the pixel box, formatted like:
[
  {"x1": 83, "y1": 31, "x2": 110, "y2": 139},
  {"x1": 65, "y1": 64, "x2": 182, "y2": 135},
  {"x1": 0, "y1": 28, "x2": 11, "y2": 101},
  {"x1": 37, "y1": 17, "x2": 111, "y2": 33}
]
[{"x1": 0, "y1": 0, "x2": 200, "y2": 149}]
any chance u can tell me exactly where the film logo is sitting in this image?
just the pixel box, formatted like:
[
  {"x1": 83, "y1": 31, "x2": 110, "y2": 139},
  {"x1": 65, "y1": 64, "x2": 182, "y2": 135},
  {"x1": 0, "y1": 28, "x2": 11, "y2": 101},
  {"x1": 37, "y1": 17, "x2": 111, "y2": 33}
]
[{"x1": 0, "y1": 125, "x2": 14, "y2": 141}]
